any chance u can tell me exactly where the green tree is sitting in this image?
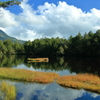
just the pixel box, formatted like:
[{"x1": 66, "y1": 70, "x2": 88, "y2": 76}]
[
  {"x1": 23, "y1": 40, "x2": 32, "y2": 54},
  {"x1": 13, "y1": 42, "x2": 22, "y2": 52},
  {"x1": 0, "y1": 40, "x2": 7, "y2": 54},
  {"x1": 57, "y1": 46, "x2": 64, "y2": 55},
  {"x1": 67, "y1": 32, "x2": 83, "y2": 56},
  {"x1": 0, "y1": 40, "x2": 3, "y2": 53},
  {"x1": 0, "y1": 0, "x2": 21, "y2": 8},
  {"x1": 3, "y1": 40, "x2": 15, "y2": 54}
]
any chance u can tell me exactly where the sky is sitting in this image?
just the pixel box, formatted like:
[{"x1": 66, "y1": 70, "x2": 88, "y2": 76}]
[{"x1": 0, "y1": 0, "x2": 100, "y2": 41}]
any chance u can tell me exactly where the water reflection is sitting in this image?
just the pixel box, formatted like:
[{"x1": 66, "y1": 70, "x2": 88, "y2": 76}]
[
  {"x1": 1, "y1": 55, "x2": 100, "y2": 99},
  {"x1": 15, "y1": 83, "x2": 85, "y2": 100},
  {"x1": 0, "y1": 55, "x2": 24, "y2": 67},
  {"x1": 1, "y1": 55, "x2": 100, "y2": 76},
  {"x1": 65, "y1": 57, "x2": 100, "y2": 76},
  {"x1": 14, "y1": 64, "x2": 76, "y2": 76},
  {"x1": 3, "y1": 80, "x2": 100, "y2": 100}
]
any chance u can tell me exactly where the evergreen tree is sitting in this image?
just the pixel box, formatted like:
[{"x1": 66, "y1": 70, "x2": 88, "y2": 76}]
[{"x1": 0, "y1": 0, "x2": 21, "y2": 8}]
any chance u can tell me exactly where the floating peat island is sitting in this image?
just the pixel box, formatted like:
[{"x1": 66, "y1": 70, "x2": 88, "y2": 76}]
[
  {"x1": 27, "y1": 58, "x2": 49, "y2": 62},
  {"x1": 0, "y1": 68, "x2": 100, "y2": 94},
  {"x1": 0, "y1": 68, "x2": 59, "y2": 83},
  {"x1": 57, "y1": 74, "x2": 100, "y2": 94}
]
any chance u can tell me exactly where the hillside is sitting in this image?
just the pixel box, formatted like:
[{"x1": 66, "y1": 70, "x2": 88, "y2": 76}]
[{"x1": 0, "y1": 29, "x2": 25, "y2": 43}]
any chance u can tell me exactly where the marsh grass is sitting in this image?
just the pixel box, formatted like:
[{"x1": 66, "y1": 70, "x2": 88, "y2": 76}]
[
  {"x1": 57, "y1": 74, "x2": 100, "y2": 93},
  {"x1": 0, "y1": 81, "x2": 16, "y2": 100},
  {"x1": 1, "y1": 68, "x2": 100, "y2": 94},
  {"x1": 0, "y1": 68, "x2": 60, "y2": 83}
]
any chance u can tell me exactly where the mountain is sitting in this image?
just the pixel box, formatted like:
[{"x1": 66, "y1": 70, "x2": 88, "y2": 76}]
[{"x1": 0, "y1": 29, "x2": 25, "y2": 43}]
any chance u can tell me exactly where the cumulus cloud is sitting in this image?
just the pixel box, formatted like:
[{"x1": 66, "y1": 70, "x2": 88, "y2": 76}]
[
  {"x1": 12, "y1": 81, "x2": 100, "y2": 100},
  {"x1": 14, "y1": 82, "x2": 86, "y2": 100},
  {"x1": 0, "y1": 0, "x2": 100, "y2": 41},
  {"x1": 0, "y1": 8, "x2": 18, "y2": 27}
]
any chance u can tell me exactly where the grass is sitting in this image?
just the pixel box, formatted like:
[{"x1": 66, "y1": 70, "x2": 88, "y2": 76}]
[
  {"x1": 0, "y1": 68, "x2": 60, "y2": 83},
  {"x1": 0, "y1": 68, "x2": 100, "y2": 94},
  {"x1": 57, "y1": 74, "x2": 100, "y2": 94},
  {"x1": 0, "y1": 81, "x2": 16, "y2": 100}
]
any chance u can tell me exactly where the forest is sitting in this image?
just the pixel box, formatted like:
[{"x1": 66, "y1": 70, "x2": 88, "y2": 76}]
[{"x1": 0, "y1": 29, "x2": 100, "y2": 57}]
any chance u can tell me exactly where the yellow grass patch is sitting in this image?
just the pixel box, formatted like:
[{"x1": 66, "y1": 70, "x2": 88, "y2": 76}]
[
  {"x1": 0, "y1": 81, "x2": 16, "y2": 100},
  {"x1": 57, "y1": 74, "x2": 100, "y2": 93},
  {"x1": 0, "y1": 68, "x2": 60, "y2": 83},
  {"x1": 1, "y1": 68, "x2": 100, "y2": 94}
]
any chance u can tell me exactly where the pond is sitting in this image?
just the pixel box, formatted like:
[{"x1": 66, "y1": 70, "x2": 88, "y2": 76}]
[{"x1": 0, "y1": 55, "x2": 100, "y2": 100}]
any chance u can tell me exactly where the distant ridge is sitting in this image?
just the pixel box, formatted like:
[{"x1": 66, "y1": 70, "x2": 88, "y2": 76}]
[{"x1": 0, "y1": 29, "x2": 25, "y2": 43}]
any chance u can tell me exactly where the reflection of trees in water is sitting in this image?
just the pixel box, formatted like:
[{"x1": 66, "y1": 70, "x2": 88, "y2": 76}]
[
  {"x1": 24, "y1": 57, "x2": 68, "y2": 71},
  {"x1": 24, "y1": 57, "x2": 100, "y2": 76},
  {"x1": 0, "y1": 55, "x2": 25, "y2": 67},
  {"x1": 1, "y1": 55, "x2": 100, "y2": 76},
  {"x1": 65, "y1": 57, "x2": 100, "y2": 76}
]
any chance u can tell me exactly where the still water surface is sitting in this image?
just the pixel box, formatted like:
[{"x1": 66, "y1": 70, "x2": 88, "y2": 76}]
[{"x1": 0, "y1": 55, "x2": 100, "y2": 100}]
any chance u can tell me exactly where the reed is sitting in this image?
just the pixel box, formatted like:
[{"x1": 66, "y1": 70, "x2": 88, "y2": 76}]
[
  {"x1": 1, "y1": 68, "x2": 100, "y2": 94},
  {"x1": 57, "y1": 74, "x2": 100, "y2": 93},
  {"x1": 0, "y1": 68, "x2": 60, "y2": 83},
  {"x1": 0, "y1": 81, "x2": 16, "y2": 100}
]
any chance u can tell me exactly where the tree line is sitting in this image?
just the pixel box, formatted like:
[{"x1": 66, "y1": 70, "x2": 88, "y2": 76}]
[
  {"x1": 0, "y1": 30, "x2": 100, "y2": 57},
  {"x1": 23, "y1": 29, "x2": 100, "y2": 57},
  {"x1": 0, "y1": 40, "x2": 24, "y2": 54}
]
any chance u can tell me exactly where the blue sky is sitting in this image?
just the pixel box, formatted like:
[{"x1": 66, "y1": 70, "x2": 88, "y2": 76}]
[
  {"x1": 0, "y1": 0, "x2": 100, "y2": 40},
  {"x1": 5, "y1": 0, "x2": 100, "y2": 14},
  {"x1": 31, "y1": 0, "x2": 100, "y2": 11}
]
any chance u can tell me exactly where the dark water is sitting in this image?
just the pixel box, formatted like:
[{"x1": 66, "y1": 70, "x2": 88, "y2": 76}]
[{"x1": 0, "y1": 55, "x2": 100, "y2": 100}]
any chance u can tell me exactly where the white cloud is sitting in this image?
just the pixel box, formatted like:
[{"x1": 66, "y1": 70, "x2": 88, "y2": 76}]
[
  {"x1": 91, "y1": 92, "x2": 100, "y2": 98},
  {"x1": 0, "y1": 0, "x2": 100, "y2": 41},
  {"x1": 14, "y1": 82, "x2": 86, "y2": 100},
  {"x1": 0, "y1": 8, "x2": 18, "y2": 27}
]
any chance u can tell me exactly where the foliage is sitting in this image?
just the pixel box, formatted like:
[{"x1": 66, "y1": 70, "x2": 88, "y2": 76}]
[
  {"x1": 0, "y1": 0, "x2": 21, "y2": 8},
  {"x1": 22, "y1": 29, "x2": 100, "y2": 57},
  {"x1": 1, "y1": 29, "x2": 100, "y2": 57},
  {"x1": 23, "y1": 37, "x2": 68, "y2": 56},
  {"x1": 0, "y1": 40, "x2": 24, "y2": 55}
]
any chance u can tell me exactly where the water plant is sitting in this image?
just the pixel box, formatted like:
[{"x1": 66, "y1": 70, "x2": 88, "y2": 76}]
[
  {"x1": 0, "y1": 81, "x2": 16, "y2": 100},
  {"x1": 0, "y1": 68, "x2": 60, "y2": 83},
  {"x1": 57, "y1": 74, "x2": 100, "y2": 94},
  {"x1": 1, "y1": 68, "x2": 100, "y2": 94}
]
